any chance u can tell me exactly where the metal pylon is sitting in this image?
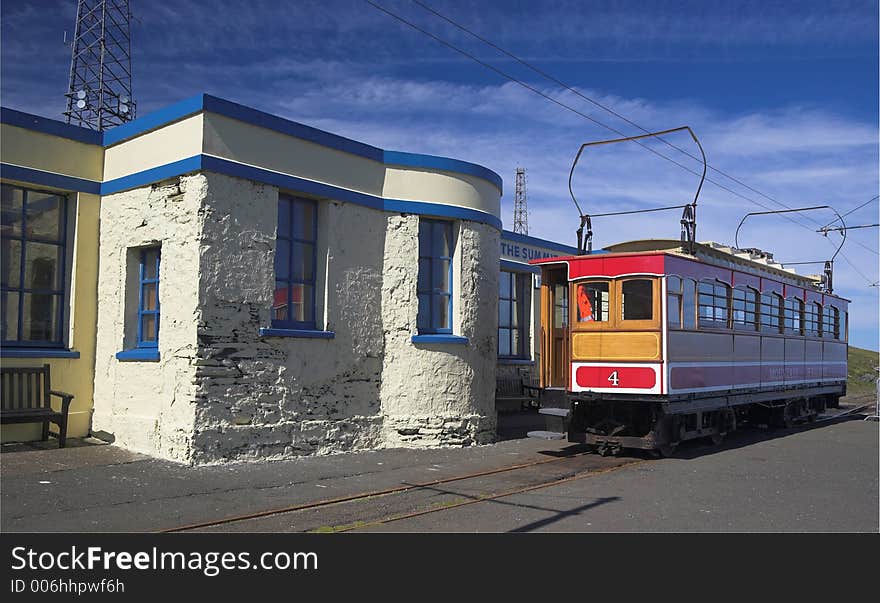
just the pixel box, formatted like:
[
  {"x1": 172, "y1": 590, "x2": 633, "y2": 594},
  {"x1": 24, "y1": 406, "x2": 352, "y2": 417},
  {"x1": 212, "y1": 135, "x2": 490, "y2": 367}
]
[
  {"x1": 64, "y1": 0, "x2": 136, "y2": 130},
  {"x1": 513, "y1": 167, "x2": 528, "y2": 235}
]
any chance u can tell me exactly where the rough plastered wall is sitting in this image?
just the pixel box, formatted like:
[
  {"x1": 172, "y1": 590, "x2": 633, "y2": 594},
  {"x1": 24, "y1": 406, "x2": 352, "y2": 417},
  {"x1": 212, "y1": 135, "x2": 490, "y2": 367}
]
[
  {"x1": 94, "y1": 170, "x2": 499, "y2": 464},
  {"x1": 380, "y1": 216, "x2": 499, "y2": 447},
  {"x1": 190, "y1": 171, "x2": 386, "y2": 463},
  {"x1": 92, "y1": 175, "x2": 204, "y2": 462}
]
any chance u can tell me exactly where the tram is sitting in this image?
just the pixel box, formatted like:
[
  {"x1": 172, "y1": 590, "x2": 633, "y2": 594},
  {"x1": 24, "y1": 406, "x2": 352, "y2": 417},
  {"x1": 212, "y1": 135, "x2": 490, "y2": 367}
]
[{"x1": 532, "y1": 238, "x2": 849, "y2": 456}]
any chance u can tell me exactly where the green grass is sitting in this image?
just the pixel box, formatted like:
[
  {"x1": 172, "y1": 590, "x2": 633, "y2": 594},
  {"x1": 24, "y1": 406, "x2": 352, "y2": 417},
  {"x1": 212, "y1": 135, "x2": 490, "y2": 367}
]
[{"x1": 848, "y1": 345, "x2": 879, "y2": 396}]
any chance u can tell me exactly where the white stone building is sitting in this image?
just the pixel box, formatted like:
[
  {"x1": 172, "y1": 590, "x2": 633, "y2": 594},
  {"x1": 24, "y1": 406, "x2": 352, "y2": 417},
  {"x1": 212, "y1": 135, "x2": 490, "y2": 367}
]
[{"x1": 1, "y1": 94, "x2": 576, "y2": 464}]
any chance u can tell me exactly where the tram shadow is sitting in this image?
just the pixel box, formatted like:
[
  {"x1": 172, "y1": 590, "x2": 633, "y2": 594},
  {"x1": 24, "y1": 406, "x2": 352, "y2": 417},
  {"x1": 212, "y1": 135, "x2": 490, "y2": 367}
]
[{"x1": 653, "y1": 411, "x2": 870, "y2": 460}]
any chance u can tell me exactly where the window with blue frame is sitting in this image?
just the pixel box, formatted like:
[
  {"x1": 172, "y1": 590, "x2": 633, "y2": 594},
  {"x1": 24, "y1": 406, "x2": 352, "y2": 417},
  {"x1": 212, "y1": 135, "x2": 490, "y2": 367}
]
[
  {"x1": 498, "y1": 270, "x2": 529, "y2": 358},
  {"x1": 1, "y1": 184, "x2": 68, "y2": 347},
  {"x1": 137, "y1": 248, "x2": 161, "y2": 347},
  {"x1": 273, "y1": 195, "x2": 317, "y2": 329},
  {"x1": 417, "y1": 219, "x2": 453, "y2": 334}
]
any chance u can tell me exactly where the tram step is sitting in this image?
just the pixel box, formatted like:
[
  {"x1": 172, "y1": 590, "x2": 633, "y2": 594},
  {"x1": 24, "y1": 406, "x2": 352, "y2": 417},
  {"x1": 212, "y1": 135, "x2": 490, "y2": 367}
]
[
  {"x1": 539, "y1": 408, "x2": 570, "y2": 418},
  {"x1": 527, "y1": 430, "x2": 566, "y2": 440}
]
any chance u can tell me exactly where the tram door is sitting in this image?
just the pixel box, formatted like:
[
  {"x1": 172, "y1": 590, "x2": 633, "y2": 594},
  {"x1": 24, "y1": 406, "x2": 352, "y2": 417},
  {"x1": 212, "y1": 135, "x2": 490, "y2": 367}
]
[{"x1": 540, "y1": 267, "x2": 570, "y2": 388}]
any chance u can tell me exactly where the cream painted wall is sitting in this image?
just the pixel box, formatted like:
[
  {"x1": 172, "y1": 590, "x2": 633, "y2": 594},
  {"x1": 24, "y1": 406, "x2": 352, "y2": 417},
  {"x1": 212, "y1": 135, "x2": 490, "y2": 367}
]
[
  {"x1": 202, "y1": 113, "x2": 387, "y2": 198},
  {"x1": 0, "y1": 125, "x2": 103, "y2": 182},
  {"x1": 102, "y1": 114, "x2": 204, "y2": 182},
  {"x1": 382, "y1": 166, "x2": 500, "y2": 218},
  {"x1": 91, "y1": 176, "x2": 203, "y2": 462},
  {"x1": 1, "y1": 191, "x2": 100, "y2": 443}
]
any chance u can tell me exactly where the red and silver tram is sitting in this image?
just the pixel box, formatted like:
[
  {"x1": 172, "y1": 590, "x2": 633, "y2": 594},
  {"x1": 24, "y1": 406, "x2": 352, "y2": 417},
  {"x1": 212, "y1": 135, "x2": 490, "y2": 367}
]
[{"x1": 532, "y1": 238, "x2": 849, "y2": 456}]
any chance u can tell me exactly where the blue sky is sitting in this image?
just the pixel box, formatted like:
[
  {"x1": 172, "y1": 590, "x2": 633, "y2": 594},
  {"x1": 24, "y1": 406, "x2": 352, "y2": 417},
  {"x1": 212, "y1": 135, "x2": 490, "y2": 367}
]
[{"x1": 2, "y1": 0, "x2": 878, "y2": 350}]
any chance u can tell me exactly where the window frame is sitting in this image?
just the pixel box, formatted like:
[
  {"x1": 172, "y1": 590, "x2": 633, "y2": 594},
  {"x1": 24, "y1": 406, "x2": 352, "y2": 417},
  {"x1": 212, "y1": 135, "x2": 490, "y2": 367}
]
[
  {"x1": 732, "y1": 285, "x2": 759, "y2": 332},
  {"x1": 498, "y1": 270, "x2": 530, "y2": 359},
  {"x1": 759, "y1": 291, "x2": 783, "y2": 334},
  {"x1": 804, "y1": 301, "x2": 821, "y2": 338},
  {"x1": 0, "y1": 184, "x2": 69, "y2": 348},
  {"x1": 272, "y1": 195, "x2": 318, "y2": 331},
  {"x1": 417, "y1": 219, "x2": 454, "y2": 335},
  {"x1": 697, "y1": 279, "x2": 731, "y2": 330},
  {"x1": 570, "y1": 277, "x2": 659, "y2": 331},
  {"x1": 136, "y1": 248, "x2": 161, "y2": 349},
  {"x1": 784, "y1": 297, "x2": 804, "y2": 336}
]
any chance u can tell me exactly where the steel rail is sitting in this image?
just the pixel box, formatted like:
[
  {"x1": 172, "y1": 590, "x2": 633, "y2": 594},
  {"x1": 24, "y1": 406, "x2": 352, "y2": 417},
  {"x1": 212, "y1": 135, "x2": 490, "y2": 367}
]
[
  {"x1": 334, "y1": 459, "x2": 646, "y2": 532},
  {"x1": 158, "y1": 448, "x2": 594, "y2": 533}
]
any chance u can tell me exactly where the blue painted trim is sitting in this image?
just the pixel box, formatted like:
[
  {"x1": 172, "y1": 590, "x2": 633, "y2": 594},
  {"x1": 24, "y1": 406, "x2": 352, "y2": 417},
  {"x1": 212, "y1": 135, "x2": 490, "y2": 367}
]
[
  {"x1": 259, "y1": 328, "x2": 335, "y2": 339},
  {"x1": 411, "y1": 335, "x2": 469, "y2": 344},
  {"x1": 497, "y1": 358, "x2": 535, "y2": 365},
  {"x1": 501, "y1": 230, "x2": 579, "y2": 255},
  {"x1": 102, "y1": 94, "x2": 206, "y2": 147},
  {"x1": 384, "y1": 198, "x2": 502, "y2": 230},
  {"x1": 0, "y1": 163, "x2": 101, "y2": 195},
  {"x1": 201, "y1": 156, "x2": 504, "y2": 229},
  {"x1": 500, "y1": 259, "x2": 540, "y2": 274},
  {"x1": 0, "y1": 107, "x2": 101, "y2": 145},
  {"x1": 116, "y1": 349, "x2": 160, "y2": 361},
  {"x1": 383, "y1": 151, "x2": 503, "y2": 194},
  {"x1": 3, "y1": 94, "x2": 503, "y2": 194},
  {"x1": 0, "y1": 348, "x2": 80, "y2": 359},
  {"x1": 100, "y1": 155, "x2": 203, "y2": 195}
]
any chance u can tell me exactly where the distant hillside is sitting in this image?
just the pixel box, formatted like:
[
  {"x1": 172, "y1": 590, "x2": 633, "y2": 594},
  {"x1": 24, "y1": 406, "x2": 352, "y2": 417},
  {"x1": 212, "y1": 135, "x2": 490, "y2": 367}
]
[{"x1": 848, "y1": 346, "x2": 879, "y2": 397}]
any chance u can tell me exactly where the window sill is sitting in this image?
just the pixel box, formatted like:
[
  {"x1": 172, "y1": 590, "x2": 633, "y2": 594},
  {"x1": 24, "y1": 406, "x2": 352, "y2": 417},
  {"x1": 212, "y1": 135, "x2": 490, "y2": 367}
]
[
  {"x1": 116, "y1": 349, "x2": 160, "y2": 362},
  {"x1": 0, "y1": 348, "x2": 80, "y2": 359},
  {"x1": 497, "y1": 358, "x2": 535, "y2": 365},
  {"x1": 259, "y1": 328, "x2": 335, "y2": 339},
  {"x1": 411, "y1": 334, "x2": 469, "y2": 345}
]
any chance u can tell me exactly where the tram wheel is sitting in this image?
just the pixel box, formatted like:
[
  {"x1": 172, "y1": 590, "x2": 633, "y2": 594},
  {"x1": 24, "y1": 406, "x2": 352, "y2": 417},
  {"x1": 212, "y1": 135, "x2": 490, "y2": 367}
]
[{"x1": 709, "y1": 432, "x2": 724, "y2": 446}]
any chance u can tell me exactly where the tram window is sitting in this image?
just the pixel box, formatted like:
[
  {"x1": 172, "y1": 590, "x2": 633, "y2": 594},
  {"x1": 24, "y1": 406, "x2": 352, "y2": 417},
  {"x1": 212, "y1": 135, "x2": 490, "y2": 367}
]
[
  {"x1": 822, "y1": 305, "x2": 836, "y2": 339},
  {"x1": 666, "y1": 276, "x2": 682, "y2": 328},
  {"x1": 682, "y1": 278, "x2": 697, "y2": 329},
  {"x1": 841, "y1": 311, "x2": 847, "y2": 341},
  {"x1": 804, "y1": 302, "x2": 821, "y2": 337},
  {"x1": 698, "y1": 280, "x2": 729, "y2": 328},
  {"x1": 732, "y1": 286, "x2": 758, "y2": 331},
  {"x1": 784, "y1": 297, "x2": 803, "y2": 335},
  {"x1": 576, "y1": 281, "x2": 609, "y2": 322},
  {"x1": 554, "y1": 284, "x2": 568, "y2": 327},
  {"x1": 621, "y1": 279, "x2": 653, "y2": 321},
  {"x1": 760, "y1": 292, "x2": 782, "y2": 334}
]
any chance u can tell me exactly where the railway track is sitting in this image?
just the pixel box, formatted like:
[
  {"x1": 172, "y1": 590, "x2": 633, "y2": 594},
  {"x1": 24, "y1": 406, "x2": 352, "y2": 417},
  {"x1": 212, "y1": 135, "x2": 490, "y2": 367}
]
[
  {"x1": 159, "y1": 446, "x2": 621, "y2": 533},
  {"x1": 160, "y1": 404, "x2": 872, "y2": 533}
]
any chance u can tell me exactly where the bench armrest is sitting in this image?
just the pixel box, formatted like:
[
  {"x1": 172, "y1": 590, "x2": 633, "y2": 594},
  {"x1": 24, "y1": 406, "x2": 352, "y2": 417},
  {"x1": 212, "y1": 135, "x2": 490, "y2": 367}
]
[{"x1": 49, "y1": 390, "x2": 75, "y2": 413}]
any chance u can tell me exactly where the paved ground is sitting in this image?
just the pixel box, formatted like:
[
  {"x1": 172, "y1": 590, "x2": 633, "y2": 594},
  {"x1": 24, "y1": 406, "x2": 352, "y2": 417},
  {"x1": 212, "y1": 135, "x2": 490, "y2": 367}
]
[
  {"x1": 2, "y1": 400, "x2": 877, "y2": 533},
  {"x1": 360, "y1": 418, "x2": 878, "y2": 532}
]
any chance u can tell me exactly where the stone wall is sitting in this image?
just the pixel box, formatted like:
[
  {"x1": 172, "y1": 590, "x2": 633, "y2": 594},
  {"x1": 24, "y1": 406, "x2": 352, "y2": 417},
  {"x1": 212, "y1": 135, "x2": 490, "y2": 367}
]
[
  {"x1": 380, "y1": 216, "x2": 499, "y2": 448},
  {"x1": 92, "y1": 175, "x2": 204, "y2": 463},
  {"x1": 94, "y1": 170, "x2": 500, "y2": 464},
  {"x1": 190, "y1": 172, "x2": 386, "y2": 463}
]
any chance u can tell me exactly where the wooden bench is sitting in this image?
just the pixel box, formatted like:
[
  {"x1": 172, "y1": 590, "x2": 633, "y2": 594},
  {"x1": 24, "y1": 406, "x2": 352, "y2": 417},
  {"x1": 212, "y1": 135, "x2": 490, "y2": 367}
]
[
  {"x1": 495, "y1": 372, "x2": 542, "y2": 412},
  {"x1": 1, "y1": 364, "x2": 74, "y2": 448}
]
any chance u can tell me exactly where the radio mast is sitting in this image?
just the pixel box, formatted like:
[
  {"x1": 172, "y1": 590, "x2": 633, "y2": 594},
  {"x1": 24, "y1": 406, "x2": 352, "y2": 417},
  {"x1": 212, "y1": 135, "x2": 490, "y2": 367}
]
[
  {"x1": 64, "y1": 0, "x2": 136, "y2": 130},
  {"x1": 513, "y1": 167, "x2": 529, "y2": 234}
]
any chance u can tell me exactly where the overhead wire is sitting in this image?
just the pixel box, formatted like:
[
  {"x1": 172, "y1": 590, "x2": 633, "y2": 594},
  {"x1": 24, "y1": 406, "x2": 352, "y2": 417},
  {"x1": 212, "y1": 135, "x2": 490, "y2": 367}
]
[
  {"x1": 410, "y1": 0, "x2": 880, "y2": 263},
  {"x1": 363, "y1": 0, "x2": 878, "y2": 282}
]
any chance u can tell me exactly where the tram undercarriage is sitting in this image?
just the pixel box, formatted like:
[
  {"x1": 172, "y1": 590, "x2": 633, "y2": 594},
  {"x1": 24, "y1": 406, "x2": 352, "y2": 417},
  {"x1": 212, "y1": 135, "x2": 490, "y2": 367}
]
[{"x1": 557, "y1": 384, "x2": 846, "y2": 457}]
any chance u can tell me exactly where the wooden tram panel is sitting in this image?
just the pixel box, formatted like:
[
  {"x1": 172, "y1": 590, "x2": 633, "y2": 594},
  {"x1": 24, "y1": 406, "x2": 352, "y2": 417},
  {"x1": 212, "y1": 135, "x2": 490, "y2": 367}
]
[{"x1": 530, "y1": 240, "x2": 849, "y2": 453}]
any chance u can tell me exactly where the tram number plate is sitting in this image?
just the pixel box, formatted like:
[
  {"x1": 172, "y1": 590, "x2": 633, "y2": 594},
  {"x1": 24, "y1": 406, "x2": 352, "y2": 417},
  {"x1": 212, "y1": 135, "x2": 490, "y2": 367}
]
[{"x1": 575, "y1": 366, "x2": 657, "y2": 389}]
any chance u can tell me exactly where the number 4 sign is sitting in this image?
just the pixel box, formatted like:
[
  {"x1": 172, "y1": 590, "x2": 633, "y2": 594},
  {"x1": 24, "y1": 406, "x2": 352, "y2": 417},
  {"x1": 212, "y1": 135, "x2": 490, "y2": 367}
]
[{"x1": 607, "y1": 370, "x2": 619, "y2": 386}]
